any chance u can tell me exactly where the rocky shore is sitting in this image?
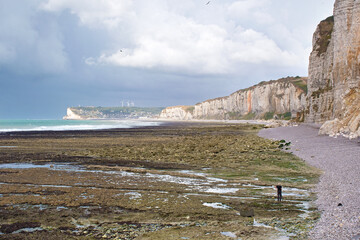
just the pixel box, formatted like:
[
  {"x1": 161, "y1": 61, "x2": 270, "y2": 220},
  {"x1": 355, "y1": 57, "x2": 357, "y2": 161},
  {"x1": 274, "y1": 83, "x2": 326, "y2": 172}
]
[
  {"x1": 0, "y1": 122, "x2": 319, "y2": 239},
  {"x1": 259, "y1": 124, "x2": 360, "y2": 240}
]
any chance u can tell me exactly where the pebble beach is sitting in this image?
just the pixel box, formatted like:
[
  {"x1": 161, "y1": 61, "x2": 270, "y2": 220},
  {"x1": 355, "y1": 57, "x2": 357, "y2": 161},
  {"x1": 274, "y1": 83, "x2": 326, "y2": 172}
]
[{"x1": 259, "y1": 124, "x2": 360, "y2": 240}]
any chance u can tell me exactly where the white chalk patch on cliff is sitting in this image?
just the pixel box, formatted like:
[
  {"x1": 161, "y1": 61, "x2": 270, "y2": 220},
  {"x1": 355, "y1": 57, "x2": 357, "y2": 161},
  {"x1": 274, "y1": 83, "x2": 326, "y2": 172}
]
[
  {"x1": 63, "y1": 108, "x2": 83, "y2": 120},
  {"x1": 159, "y1": 106, "x2": 194, "y2": 120}
]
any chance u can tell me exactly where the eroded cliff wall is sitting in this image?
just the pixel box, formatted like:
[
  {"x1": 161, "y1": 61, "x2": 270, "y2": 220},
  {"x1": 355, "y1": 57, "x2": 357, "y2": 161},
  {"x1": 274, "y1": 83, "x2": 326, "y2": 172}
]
[
  {"x1": 160, "y1": 77, "x2": 307, "y2": 121},
  {"x1": 306, "y1": 0, "x2": 360, "y2": 138}
]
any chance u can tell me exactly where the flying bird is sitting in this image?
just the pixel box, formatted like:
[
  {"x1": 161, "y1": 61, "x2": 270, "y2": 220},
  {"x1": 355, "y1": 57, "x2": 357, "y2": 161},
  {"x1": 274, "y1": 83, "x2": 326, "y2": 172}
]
[{"x1": 206, "y1": 1, "x2": 210, "y2": 5}]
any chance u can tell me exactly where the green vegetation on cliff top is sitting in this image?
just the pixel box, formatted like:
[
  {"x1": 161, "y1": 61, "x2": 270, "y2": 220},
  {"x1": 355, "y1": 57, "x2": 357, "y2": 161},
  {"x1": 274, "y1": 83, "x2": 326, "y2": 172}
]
[
  {"x1": 71, "y1": 106, "x2": 164, "y2": 114},
  {"x1": 316, "y1": 15, "x2": 334, "y2": 56},
  {"x1": 69, "y1": 106, "x2": 165, "y2": 119}
]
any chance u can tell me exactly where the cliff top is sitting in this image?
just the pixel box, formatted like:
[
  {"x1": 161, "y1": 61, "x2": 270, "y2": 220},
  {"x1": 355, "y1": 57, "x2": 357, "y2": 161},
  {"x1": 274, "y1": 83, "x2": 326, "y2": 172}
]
[
  {"x1": 196, "y1": 76, "x2": 307, "y2": 105},
  {"x1": 69, "y1": 106, "x2": 164, "y2": 114},
  {"x1": 243, "y1": 76, "x2": 307, "y2": 91},
  {"x1": 164, "y1": 105, "x2": 195, "y2": 113},
  {"x1": 165, "y1": 105, "x2": 193, "y2": 109}
]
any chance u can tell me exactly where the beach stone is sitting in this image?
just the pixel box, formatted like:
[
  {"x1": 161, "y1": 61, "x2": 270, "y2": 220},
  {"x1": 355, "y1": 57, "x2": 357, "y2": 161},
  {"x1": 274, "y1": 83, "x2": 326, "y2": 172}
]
[
  {"x1": 0, "y1": 222, "x2": 41, "y2": 234},
  {"x1": 259, "y1": 124, "x2": 360, "y2": 239},
  {"x1": 102, "y1": 233, "x2": 111, "y2": 238},
  {"x1": 239, "y1": 208, "x2": 254, "y2": 217},
  {"x1": 352, "y1": 234, "x2": 360, "y2": 240}
]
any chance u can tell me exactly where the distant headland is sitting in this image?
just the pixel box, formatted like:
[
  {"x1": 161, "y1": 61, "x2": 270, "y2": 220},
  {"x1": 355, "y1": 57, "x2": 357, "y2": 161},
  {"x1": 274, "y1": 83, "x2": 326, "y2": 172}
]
[{"x1": 63, "y1": 106, "x2": 164, "y2": 120}]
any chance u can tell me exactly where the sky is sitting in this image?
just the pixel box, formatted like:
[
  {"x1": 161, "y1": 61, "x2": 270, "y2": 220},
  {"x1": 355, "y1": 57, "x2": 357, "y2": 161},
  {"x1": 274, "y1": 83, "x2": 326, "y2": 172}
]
[{"x1": 0, "y1": 0, "x2": 334, "y2": 119}]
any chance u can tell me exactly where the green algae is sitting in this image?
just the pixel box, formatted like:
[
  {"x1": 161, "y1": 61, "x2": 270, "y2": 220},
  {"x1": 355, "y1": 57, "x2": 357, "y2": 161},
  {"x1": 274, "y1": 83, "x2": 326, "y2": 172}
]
[{"x1": 0, "y1": 122, "x2": 320, "y2": 239}]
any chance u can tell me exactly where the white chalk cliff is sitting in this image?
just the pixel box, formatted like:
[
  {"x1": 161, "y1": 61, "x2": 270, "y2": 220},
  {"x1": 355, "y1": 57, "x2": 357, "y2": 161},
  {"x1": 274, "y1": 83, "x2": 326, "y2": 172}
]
[
  {"x1": 160, "y1": 77, "x2": 307, "y2": 121},
  {"x1": 63, "y1": 108, "x2": 83, "y2": 120},
  {"x1": 307, "y1": 0, "x2": 360, "y2": 138},
  {"x1": 159, "y1": 106, "x2": 194, "y2": 120}
]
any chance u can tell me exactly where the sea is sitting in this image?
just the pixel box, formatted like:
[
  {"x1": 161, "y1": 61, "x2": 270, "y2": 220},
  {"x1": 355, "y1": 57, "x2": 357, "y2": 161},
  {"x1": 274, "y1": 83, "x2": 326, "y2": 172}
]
[{"x1": 0, "y1": 119, "x2": 161, "y2": 132}]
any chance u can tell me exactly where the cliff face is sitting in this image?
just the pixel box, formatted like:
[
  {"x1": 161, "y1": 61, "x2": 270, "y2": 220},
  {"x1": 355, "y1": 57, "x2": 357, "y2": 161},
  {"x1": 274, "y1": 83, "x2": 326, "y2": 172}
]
[
  {"x1": 194, "y1": 77, "x2": 307, "y2": 120},
  {"x1": 159, "y1": 106, "x2": 194, "y2": 120},
  {"x1": 306, "y1": 0, "x2": 360, "y2": 137},
  {"x1": 160, "y1": 77, "x2": 307, "y2": 121},
  {"x1": 63, "y1": 108, "x2": 83, "y2": 120}
]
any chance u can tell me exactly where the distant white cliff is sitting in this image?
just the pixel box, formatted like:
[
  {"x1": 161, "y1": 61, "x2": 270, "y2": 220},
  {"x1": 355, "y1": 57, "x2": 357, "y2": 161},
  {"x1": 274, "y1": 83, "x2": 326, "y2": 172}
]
[
  {"x1": 63, "y1": 107, "x2": 164, "y2": 120},
  {"x1": 160, "y1": 77, "x2": 307, "y2": 121},
  {"x1": 159, "y1": 106, "x2": 194, "y2": 120},
  {"x1": 63, "y1": 108, "x2": 83, "y2": 120}
]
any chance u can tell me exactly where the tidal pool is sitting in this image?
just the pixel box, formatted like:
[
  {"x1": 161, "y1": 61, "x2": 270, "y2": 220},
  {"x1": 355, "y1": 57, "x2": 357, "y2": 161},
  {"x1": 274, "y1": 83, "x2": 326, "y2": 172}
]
[
  {"x1": 0, "y1": 162, "x2": 316, "y2": 239},
  {"x1": 221, "y1": 231, "x2": 238, "y2": 238},
  {"x1": 0, "y1": 122, "x2": 321, "y2": 239},
  {"x1": 203, "y1": 202, "x2": 231, "y2": 209},
  {"x1": 12, "y1": 227, "x2": 44, "y2": 234}
]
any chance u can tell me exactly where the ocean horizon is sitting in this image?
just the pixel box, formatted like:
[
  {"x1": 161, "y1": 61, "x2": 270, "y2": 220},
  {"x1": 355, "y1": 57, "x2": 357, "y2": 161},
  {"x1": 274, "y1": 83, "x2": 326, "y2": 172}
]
[{"x1": 0, "y1": 119, "x2": 161, "y2": 132}]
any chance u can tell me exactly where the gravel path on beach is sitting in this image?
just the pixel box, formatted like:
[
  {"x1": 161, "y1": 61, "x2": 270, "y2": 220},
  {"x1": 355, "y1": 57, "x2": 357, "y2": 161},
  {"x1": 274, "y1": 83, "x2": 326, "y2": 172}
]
[{"x1": 258, "y1": 124, "x2": 360, "y2": 240}]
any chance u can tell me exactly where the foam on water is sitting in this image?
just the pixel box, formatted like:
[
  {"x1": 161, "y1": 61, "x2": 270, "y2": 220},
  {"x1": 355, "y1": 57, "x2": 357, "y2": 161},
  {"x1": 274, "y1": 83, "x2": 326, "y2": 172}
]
[{"x1": 0, "y1": 119, "x2": 161, "y2": 132}]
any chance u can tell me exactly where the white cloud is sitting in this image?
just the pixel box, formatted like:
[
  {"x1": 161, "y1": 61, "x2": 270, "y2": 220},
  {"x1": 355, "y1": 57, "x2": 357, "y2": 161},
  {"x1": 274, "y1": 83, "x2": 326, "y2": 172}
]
[
  {"x1": 227, "y1": 0, "x2": 270, "y2": 18},
  {"x1": 35, "y1": 0, "x2": 334, "y2": 76},
  {"x1": 227, "y1": 28, "x2": 299, "y2": 65},
  {"x1": 96, "y1": 17, "x2": 231, "y2": 74},
  {"x1": 96, "y1": 23, "x2": 300, "y2": 74},
  {"x1": 46, "y1": 0, "x2": 300, "y2": 75},
  {"x1": 227, "y1": 0, "x2": 275, "y2": 27},
  {"x1": 40, "y1": 0, "x2": 134, "y2": 29}
]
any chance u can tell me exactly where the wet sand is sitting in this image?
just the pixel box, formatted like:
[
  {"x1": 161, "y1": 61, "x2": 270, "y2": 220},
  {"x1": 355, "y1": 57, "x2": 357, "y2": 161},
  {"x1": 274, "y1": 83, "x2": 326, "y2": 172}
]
[{"x1": 259, "y1": 124, "x2": 360, "y2": 240}]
